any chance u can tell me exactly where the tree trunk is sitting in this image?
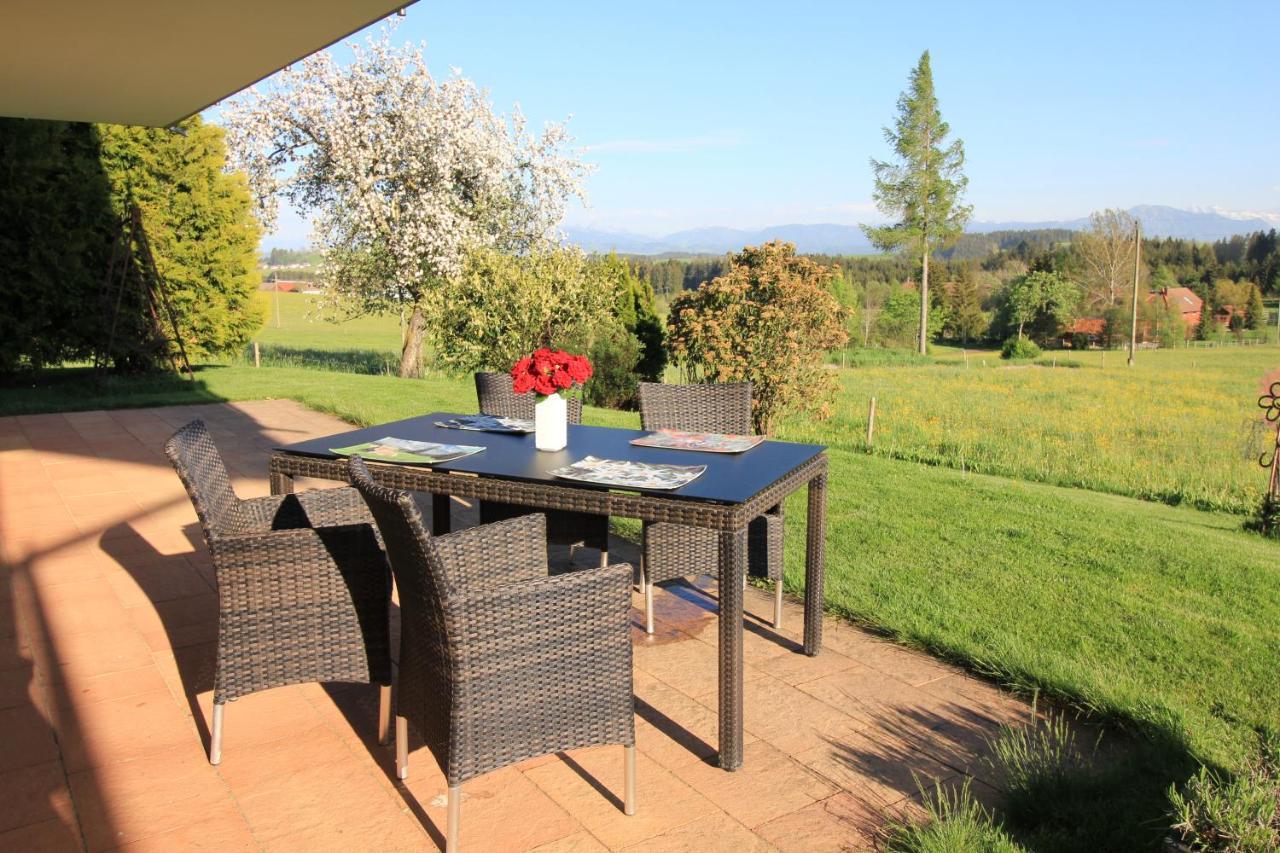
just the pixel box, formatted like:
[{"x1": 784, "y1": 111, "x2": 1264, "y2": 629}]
[
  {"x1": 918, "y1": 249, "x2": 930, "y2": 354},
  {"x1": 398, "y1": 302, "x2": 426, "y2": 379}
]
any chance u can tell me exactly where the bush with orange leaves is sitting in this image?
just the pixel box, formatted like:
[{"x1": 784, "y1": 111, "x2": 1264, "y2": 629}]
[{"x1": 666, "y1": 241, "x2": 849, "y2": 434}]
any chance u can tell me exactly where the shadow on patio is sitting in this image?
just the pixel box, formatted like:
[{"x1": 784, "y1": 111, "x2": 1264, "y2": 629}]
[{"x1": 0, "y1": 400, "x2": 1032, "y2": 851}]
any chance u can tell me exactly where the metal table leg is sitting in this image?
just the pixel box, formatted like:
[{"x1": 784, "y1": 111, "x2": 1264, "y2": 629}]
[
  {"x1": 804, "y1": 471, "x2": 827, "y2": 656},
  {"x1": 717, "y1": 526, "x2": 748, "y2": 770}
]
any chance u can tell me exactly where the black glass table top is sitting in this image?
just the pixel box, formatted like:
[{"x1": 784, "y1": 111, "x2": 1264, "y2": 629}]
[{"x1": 276, "y1": 412, "x2": 825, "y2": 506}]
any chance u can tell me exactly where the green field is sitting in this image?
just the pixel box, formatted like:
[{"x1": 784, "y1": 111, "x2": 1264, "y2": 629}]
[
  {"x1": 248, "y1": 292, "x2": 406, "y2": 373},
  {"x1": 791, "y1": 345, "x2": 1279, "y2": 515},
  {"x1": 5, "y1": 306, "x2": 1280, "y2": 848}
]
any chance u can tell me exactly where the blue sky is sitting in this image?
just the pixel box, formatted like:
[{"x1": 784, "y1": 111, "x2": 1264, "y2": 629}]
[{"x1": 238, "y1": 0, "x2": 1280, "y2": 246}]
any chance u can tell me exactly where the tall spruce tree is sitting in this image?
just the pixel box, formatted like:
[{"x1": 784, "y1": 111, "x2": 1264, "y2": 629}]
[
  {"x1": 945, "y1": 263, "x2": 987, "y2": 343},
  {"x1": 862, "y1": 50, "x2": 972, "y2": 354}
]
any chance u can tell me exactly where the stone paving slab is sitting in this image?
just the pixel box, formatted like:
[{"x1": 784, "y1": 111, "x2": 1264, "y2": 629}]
[{"x1": 0, "y1": 401, "x2": 1031, "y2": 851}]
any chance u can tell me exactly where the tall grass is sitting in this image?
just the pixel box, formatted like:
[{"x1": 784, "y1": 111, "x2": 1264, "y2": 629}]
[
  {"x1": 782, "y1": 346, "x2": 1280, "y2": 514},
  {"x1": 882, "y1": 780, "x2": 1023, "y2": 853}
]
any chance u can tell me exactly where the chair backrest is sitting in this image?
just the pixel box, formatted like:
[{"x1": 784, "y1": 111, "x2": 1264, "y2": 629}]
[
  {"x1": 347, "y1": 456, "x2": 454, "y2": 757},
  {"x1": 164, "y1": 420, "x2": 242, "y2": 541},
  {"x1": 347, "y1": 455, "x2": 447, "y2": 594},
  {"x1": 638, "y1": 382, "x2": 753, "y2": 434},
  {"x1": 475, "y1": 371, "x2": 583, "y2": 424}
]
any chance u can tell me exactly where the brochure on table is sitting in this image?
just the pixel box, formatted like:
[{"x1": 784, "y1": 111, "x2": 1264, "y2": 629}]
[
  {"x1": 330, "y1": 437, "x2": 485, "y2": 465},
  {"x1": 629, "y1": 428, "x2": 764, "y2": 453},
  {"x1": 549, "y1": 455, "x2": 706, "y2": 490}
]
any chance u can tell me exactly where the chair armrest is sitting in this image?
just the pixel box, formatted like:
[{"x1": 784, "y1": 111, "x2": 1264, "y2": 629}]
[
  {"x1": 430, "y1": 513, "x2": 549, "y2": 590},
  {"x1": 240, "y1": 487, "x2": 373, "y2": 532},
  {"x1": 210, "y1": 524, "x2": 386, "y2": 587}
]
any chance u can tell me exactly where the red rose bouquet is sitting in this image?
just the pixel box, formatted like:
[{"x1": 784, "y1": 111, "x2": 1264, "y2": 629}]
[{"x1": 511, "y1": 348, "x2": 593, "y2": 398}]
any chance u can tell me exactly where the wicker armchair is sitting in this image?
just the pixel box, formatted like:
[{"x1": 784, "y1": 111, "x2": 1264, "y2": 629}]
[
  {"x1": 347, "y1": 456, "x2": 635, "y2": 852},
  {"x1": 637, "y1": 382, "x2": 786, "y2": 632},
  {"x1": 164, "y1": 420, "x2": 392, "y2": 765},
  {"x1": 473, "y1": 372, "x2": 611, "y2": 565}
]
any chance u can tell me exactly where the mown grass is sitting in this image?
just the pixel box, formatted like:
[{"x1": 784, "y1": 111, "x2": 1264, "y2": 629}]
[
  {"x1": 780, "y1": 345, "x2": 1280, "y2": 515},
  {"x1": 254, "y1": 292, "x2": 403, "y2": 354},
  {"x1": 779, "y1": 447, "x2": 1279, "y2": 847}
]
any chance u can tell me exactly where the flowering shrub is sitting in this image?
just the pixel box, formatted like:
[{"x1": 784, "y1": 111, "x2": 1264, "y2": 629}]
[
  {"x1": 512, "y1": 349, "x2": 593, "y2": 398},
  {"x1": 667, "y1": 241, "x2": 849, "y2": 434}
]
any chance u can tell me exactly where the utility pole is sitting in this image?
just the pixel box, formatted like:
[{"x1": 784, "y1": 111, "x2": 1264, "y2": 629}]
[{"x1": 1127, "y1": 221, "x2": 1141, "y2": 367}]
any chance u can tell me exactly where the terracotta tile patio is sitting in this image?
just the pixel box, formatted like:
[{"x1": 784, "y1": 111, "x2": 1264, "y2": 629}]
[{"x1": 0, "y1": 401, "x2": 1031, "y2": 851}]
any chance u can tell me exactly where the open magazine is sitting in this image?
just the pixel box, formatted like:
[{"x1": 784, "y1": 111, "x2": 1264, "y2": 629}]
[
  {"x1": 629, "y1": 428, "x2": 764, "y2": 454},
  {"x1": 330, "y1": 437, "x2": 484, "y2": 465},
  {"x1": 434, "y1": 414, "x2": 535, "y2": 434},
  {"x1": 549, "y1": 456, "x2": 706, "y2": 490}
]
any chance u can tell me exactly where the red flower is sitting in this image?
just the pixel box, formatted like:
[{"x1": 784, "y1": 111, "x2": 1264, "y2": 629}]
[
  {"x1": 566, "y1": 354, "x2": 592, "y2": 383},
  {"x1": 533, "y1": 374, "x2": 556, "y2": 396},
  {"x1": 510, "y1": 348, "x2": 593, "y2": 396}
]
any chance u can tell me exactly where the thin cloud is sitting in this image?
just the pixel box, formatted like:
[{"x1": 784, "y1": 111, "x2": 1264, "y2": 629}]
[{"x1": 585, "y1": 134, "x2": 744, "y2": 153}]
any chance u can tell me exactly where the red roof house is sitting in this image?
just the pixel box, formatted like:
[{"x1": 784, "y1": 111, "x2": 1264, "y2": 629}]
[{"x1": 1148, "y1": 287, "x2": 1203, "y2": 332}]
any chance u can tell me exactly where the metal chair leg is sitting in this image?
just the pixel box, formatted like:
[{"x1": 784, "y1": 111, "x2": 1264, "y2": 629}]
[
  {"x1": 599, "y1": 547, "x2": 608, "y2": 569},
  {"x1": 446, "y1": 784, "x2": 461, "y2": 853},
  {"x1": 377, "y1": 684, "x2": 392, "y2": 746},
  {"x1": 209, "y1": 703, "x2": 224, "y2": 765},
  {"x1": 395, "y1": 716, "x2": 409, "y2": 780},
  {"x1": 644, "y1": 567, "x2": 655, "y2": 635},
  {"x1": 774, "y1": 581, "x2": 784, "y2": 630},
  {"x1": 623, "y1": 745, "x2": 637, "y2": 816}
]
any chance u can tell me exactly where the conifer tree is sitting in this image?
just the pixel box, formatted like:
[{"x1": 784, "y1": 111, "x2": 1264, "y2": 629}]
[
  {"x1": 945, "y1": 263, "x2": 987, "y2": 343},
  {"x1": 862, "y1": 51, "x2": 972, "y2": 354},
  {"x1": 1245, "y1": 284, "x2": 1266, "y2": 330}
]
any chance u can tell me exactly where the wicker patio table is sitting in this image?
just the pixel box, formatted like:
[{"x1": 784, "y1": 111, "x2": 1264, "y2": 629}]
[{"x1": 268, "y1": 412, "x2": 828, "y2": 772}]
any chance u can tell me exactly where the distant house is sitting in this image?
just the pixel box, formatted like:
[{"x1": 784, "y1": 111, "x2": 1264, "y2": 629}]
[
  {"x1": 259, "y1": 279, "x2": 306, "y2": 293},
  {"x1": 1064, "y1": 317, "x2": 1106, "y2": 347},
  {"x1": 1062, "y1": 286, "x2": 1205, "y2": 346},
  {"x1": 1215, "y1": 304, "x2": 1238, "y2": 329},
  {"x1": 1148, "y1": 287, "x2": 1203, "y2": 335}
]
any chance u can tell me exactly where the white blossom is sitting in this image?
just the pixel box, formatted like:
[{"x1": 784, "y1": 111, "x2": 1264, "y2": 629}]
[{"x1": 222, "y1": 24, "x2": 590, "y2": 333}]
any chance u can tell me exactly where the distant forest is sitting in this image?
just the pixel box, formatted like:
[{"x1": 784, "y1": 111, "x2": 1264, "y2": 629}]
[
  {"x1": 627, "y1": 228, "x2": 1280, "y2": 301},
  {"x1": 262, "y1": 247, "x2": 323, "y2": 267},
  {"x1": 626, "y1": 227, "x2": 1280, "y2": 349}
]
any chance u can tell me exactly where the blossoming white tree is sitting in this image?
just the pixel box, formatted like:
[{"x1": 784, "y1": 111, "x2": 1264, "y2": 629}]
[{"x1": 223, "y1": 26, "x2": 589, "y2": 377}]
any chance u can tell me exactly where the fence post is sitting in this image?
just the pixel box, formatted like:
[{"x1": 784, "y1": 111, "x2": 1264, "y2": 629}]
[
  {"x1": 253, "y1": 341, "x2": 260, "y2": 369},
  {"x1": 866, "y1": 396, "x2": 877, "y2": 448}
]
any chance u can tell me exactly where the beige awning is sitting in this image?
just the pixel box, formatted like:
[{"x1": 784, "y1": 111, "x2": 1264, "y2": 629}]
[{"x1": 0, "y1": 1, "x2": 416, "y2": 127}]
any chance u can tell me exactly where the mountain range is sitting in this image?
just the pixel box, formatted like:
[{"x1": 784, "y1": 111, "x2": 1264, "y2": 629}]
[{"x1": 564, "y1": 205, "x2": 1278, "y2": 257}]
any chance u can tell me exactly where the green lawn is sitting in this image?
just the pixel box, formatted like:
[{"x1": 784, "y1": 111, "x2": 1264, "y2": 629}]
[
  {"x1": 247, "y1": 292, "x2": 408, "y2": 374},
  {"x1": 255, "y1": 291, "x2": 403, "y2": 352}
]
